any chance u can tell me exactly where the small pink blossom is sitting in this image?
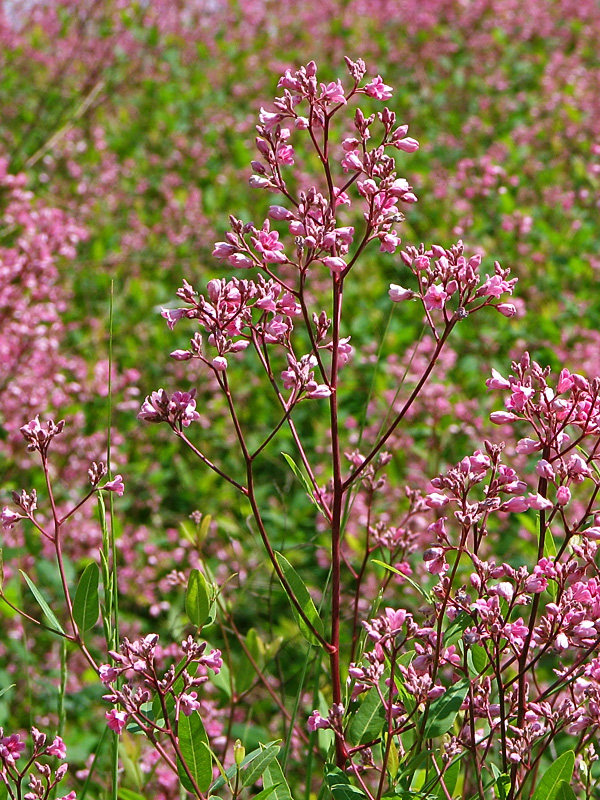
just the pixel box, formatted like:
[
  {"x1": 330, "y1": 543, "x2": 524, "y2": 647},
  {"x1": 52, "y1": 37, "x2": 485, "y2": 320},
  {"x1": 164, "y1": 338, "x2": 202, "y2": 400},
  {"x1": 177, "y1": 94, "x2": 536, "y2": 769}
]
[
  {"x1": 423, "y1": 284, "x2": 447, "y2": 310},
  {"x1": 180, "y1": 692, "x2": 202, "y2": 716},
  {"x1": 170, "y1": 349, "x2": 193, "y2": 361},
  {"x1": 322, "y1": 256, "x2": 346, "y2": 276},
  {"x1": 486, "y1": 369, "x2": 511, "y2": 390},
  {"x1": 46, "y1": 736, "x2": 67, "y2": 759},
  {"x1": 496, "y1": 303, "x2": 517, "y2": 317},
  {"x1": 202, "y1": 648, "x2": 223, "y2": 674},
  {"x1": 101, "y1": 475, "x2": 124, "y2": 496},
  {"x1": 99, "y1": 664, "x2": 119, "y2": 683},
  {"x1": 319, "y1": 80, "x2": 346, "y2": 105},
  {"x1": 582, "y1": 526, "x2": 600, "y2": 541},
  {"x1": 0, "y1": 734, "x2": 25, "y2": 766},
  {"x1": 516, "y1": 438, "x2": 541, "y2": 454},
  {"x1": 212, "y1": 356, "x2": 228, "y2": 372},
  {"x1": 364, "y1": 75, "x2": 393, "y2": 100},
  {"x1": 556, "y1": 486, "x2": 571, "y2": 506},
  {"x1": 527, "y1": 493, "x2": 554, "y2": 511},
  {"x1": 425, "y1": 492, "x2": 449, "y2": 508},
  {"x1": 389, "y1": 284, "x2": 413, "y2": 302},
  {"x1": 1, "y1": 507, "x2": 21, "y2": 529},
  {"x1": 490, "y1": 410, "x2": 518, "y2": 424},
  {"x1": 106, "y1": 709, "x2": 128, "y2": 735},
  {"x1": 394, "y1": 137, "x2": 419, "y2": 153},
  {"x1": 379, "y1": 231, "x2": 401, "y2": 253},
  {"x1": 307, "y1": 711, "x2": 330, "y2": 732}
]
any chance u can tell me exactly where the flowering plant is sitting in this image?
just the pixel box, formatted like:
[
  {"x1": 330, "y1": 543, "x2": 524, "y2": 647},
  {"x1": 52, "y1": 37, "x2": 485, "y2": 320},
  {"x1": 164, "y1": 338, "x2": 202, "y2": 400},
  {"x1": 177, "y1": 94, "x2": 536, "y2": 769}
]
[{"x1": 2, "y1": 57, "x2": 599, "y2": 800}]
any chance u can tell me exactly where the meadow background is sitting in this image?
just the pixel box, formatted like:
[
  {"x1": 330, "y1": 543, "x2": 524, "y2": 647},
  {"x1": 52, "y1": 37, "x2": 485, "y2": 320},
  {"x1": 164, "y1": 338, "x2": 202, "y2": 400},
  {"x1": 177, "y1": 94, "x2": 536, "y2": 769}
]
[{"x1": 0, "y1": 1, "x2": 599, "y2": 797}]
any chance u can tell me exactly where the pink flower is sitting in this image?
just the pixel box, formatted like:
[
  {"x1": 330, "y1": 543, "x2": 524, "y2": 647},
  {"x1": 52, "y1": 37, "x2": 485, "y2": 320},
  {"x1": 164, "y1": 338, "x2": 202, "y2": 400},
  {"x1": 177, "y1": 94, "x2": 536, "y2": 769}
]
[
  {"x1": 582, "y1": 527, "x2": 600, "y2": 541},
  {"x1": 527, "y1": 493, "x2": 554, "y2": 511},
  {"x1": 106, "y1": 709, "x2": 129, "y2": 735},
  {"x1": 212, "y1": 356, "x2": 228, "y2": 372},
  {"x1": 490, "y1": 410, "x2": 518, "y2": 424},
  {"x1": 425, "y1": 492, "x2": 449, "y2": 508},
  {"x1": 364, "y1": 75, "x2": 393, "y2": 100},
  {"x1": 202, "y1": 649, "x2": 223, "y2": 674},
  {"x1": 99, "y1": 664, "x2": 119, "y2": 683},
  {"x1": 276, "y1": 144, "x2": 295, "y2": 165},
  {"x1": 319, "y1": 80, "x2": 346, "y2": 104},
  {"x1": 161, "y1": 307, "x2": 187, "y2": 329},
  {"x1": 252, "y1": 222, "x2": 287, "y2": 264},
  {"x1": 341, "y1": 150, "x2": 363, "y2": 172},
  {"x1": 556, "y1": 486, "x2": 571, "y2": 506},
  {"x1": 496, "y1": 303, "x2": 517, "y2": 317},
  {"x1": 393, "y1": 137, "x2": 419, "y2": 153},
  {"x1": 423, "y1": 284, "x2": 448, "y2": 310},
  {"x1": 0, "y1": 734, "x2": 25, "y2": 765},
  {"x1": 180, "y1": 692, "x2": 202, "y2": 716},
  {"x1": 170, "y1": 349, "x2": 193, "y2": 361},
  {"x1": 1, "y1": 507, "x2": 21, "y2": 530},
  {"x1": 307, "y1": 711, "x2": 330, "y2": 732},
  {"x1": 516, "y1": 438, "x2": 541, "y2": 454},
  {"x1": 322, "y1": 257, "x2": 346, "y2": 276},
  {"x1": 212, "y1": 241, "x2": 237, "y2": 259},
  {"x1": 486, "y1": 369, "x2": 511, "y2": 391},
  {"x1": 379, "y1": 231, "x2": 400, "y2": 253},
  {"x1": 46, "y1": 736, "x2": 67, "y2": 759},
  {"x1": 269, "y1": 205, "x2": 294, "y2": 221},
  {"x1": 389, "y1": 284, "x2": 414, "y2": 302},
  {"x1": 501, "y1": 497, "x2": 529, "y2": 513},
  {"x1": 101, "y1": 475, "x2": 124, "y2": 496}
]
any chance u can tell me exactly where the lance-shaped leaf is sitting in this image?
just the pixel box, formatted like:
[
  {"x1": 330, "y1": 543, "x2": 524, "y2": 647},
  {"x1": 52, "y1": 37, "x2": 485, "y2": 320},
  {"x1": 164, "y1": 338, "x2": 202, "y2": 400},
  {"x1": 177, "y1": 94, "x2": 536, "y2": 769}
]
[
  {"x1": 19, "y1": 570, "x2": 65, "y2": 635},
  {"x1": 73, "y1": 563, "x2": 100, "y2": 632},
  {"x1": 242, "y1": 743, "x2": 281, "y2": 787},
  {"x1": 274, "y1": 552, "x2": 324, "y2": 647},
  {"x1": 531, "y1": 752, "x2": 575, "y2": 800},
  {"x1": 177, "y1": 711, "x2": 212, "y2": 794},
  {"x1": 262, "y1": 757, "x2": 292, "y2": 800},
  {"x1": 185, "y1": 569, "x2": 211, "y2": 628},
  {"x1": 348, "y1": 688, "x2": 385, "y2": 746},
  {"x1": 423, "y1": 678, "x2": 469, "y2": 739}
]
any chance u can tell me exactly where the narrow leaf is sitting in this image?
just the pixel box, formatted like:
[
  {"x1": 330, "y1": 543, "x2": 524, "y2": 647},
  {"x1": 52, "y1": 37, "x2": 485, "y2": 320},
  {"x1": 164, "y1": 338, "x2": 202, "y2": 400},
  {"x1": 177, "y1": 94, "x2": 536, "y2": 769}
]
[
  {"x1": 282, "y1": 453, "x2": 326, "y2": 517},
  {"x1": 371, "y1": 560, "x2": 431, "y2": 601},
  {"x1": 185, "y1": 569, "x2": 211, "y2": 627},
  {"x1": 274, "y1": 552, "x2": 324, "y2": 647},
  {"x1": 531, "y1": 752, "x2": 575, "y2": 800},
  {"x1": 210, "y1": 743, "x2": 282, "y2": 792},
  {"x1": 250, "y1": 786, "x2": 280, "y2": 800},
  {"x1": 348, "y1": 689, "x2": 386, "y2": 746},
  {"x1": 262, "y1": 758, "x2": 292, "y2": 800},
  {"x1": 324, "y1": 765, "x2": 367, "y2": 800},
  {"x1": 19, "y1": 570, "x2": 65, "y2": 634},
  {"x1": 73, "y1": 563, "x2": 100, "y2": 632},
  {"x1": 423, "y1": 678, "x2": 469, "y2": 739},
  {"x1": 552, "y1": 781, "x2": 577, "y2": 800},
  {"x1": 242, "y1": 743, "x2": 280, "y2": 787},
  {"x1": 177, "y1": 711, "x2": 212, "y2": 794}
]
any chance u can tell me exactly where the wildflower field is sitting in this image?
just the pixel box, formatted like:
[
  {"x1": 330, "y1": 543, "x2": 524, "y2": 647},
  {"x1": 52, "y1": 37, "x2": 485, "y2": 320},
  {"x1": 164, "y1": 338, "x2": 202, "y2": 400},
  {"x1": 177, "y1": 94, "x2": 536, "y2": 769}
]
[{"x1": 1, "y1": 1, "x2": 600, "y2": 798}]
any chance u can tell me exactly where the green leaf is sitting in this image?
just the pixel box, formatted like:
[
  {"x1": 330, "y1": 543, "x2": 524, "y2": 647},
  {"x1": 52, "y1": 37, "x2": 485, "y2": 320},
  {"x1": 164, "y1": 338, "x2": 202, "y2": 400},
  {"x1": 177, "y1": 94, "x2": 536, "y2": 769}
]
[
  {"x1": 117, "y1": 789, "x2": 146, "y2": 800},
  {"x1": 209, "y1": 743, "x2": 282, "y2": 792},
  {"x1": 443, "y1": 612, "x2": 471, "y2": 648},
  {"x1": 466, "y1": 644, "x2": 489, "y2": 677},
  {"x1": 262, "y1": 757, "x2": 292, "y2": 800},
  {"x1": 348, "y1": 688, "x2": 386, "y2": 746},
  {"x1": 423, "y1": 679, "x2": 469, "y2": 739},
  {"x1": 185, "y1": 569, "x2": 211, "y2": 627},
  {"x1": 432, "y1": 756, "x2": 460, "y2": 799},
  {"x1": 0, "y1": 685, "x2": 14, "y2": 699},
  {"x1": 371, "y1": 560, "x2": 432, "y2": 601},
  {"x1": 324, "y1": 765, "x2": 367, "y2": 800},
  {"x1": 250, "y1": 786, "x2": 280, "y2": 800},
  {"x1": 73, "y1": 563, "x2": 100, "y2": 632},
  {"x1": 274, "y1": 552, "x2": 324, "y2": 647},
  {"x1": 386, "y1": 736, "x2": 399, "y2": 780},
  {"x1": 281, "y1": 453, "x2": 327, "y2": 517},
  {"x1": 531, "y1": 752, "x2": 575, "y2": 800},
  {"x1": 242, "y1": 743, "x2": 280, "y2": 786},
  {"x1": 552, "y1": 781, "x2": 577, "y2": 800},
  {"x1": 19, "y1": 570, "x2": 65, "y2": 634},
  {"x1": 177, "y1": 711, "x2": 212, "y2": 794}
]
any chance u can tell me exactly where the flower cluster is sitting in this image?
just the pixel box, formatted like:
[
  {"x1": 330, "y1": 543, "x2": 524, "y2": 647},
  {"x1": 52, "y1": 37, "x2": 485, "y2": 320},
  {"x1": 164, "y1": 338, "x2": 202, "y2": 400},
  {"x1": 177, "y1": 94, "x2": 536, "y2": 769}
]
[
  {"x1": 0, "y1": 727, "x2": 74, "y2": 800},
  {"x1": 100, "y1": 634, "x2": 222, "y2": 735}
]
